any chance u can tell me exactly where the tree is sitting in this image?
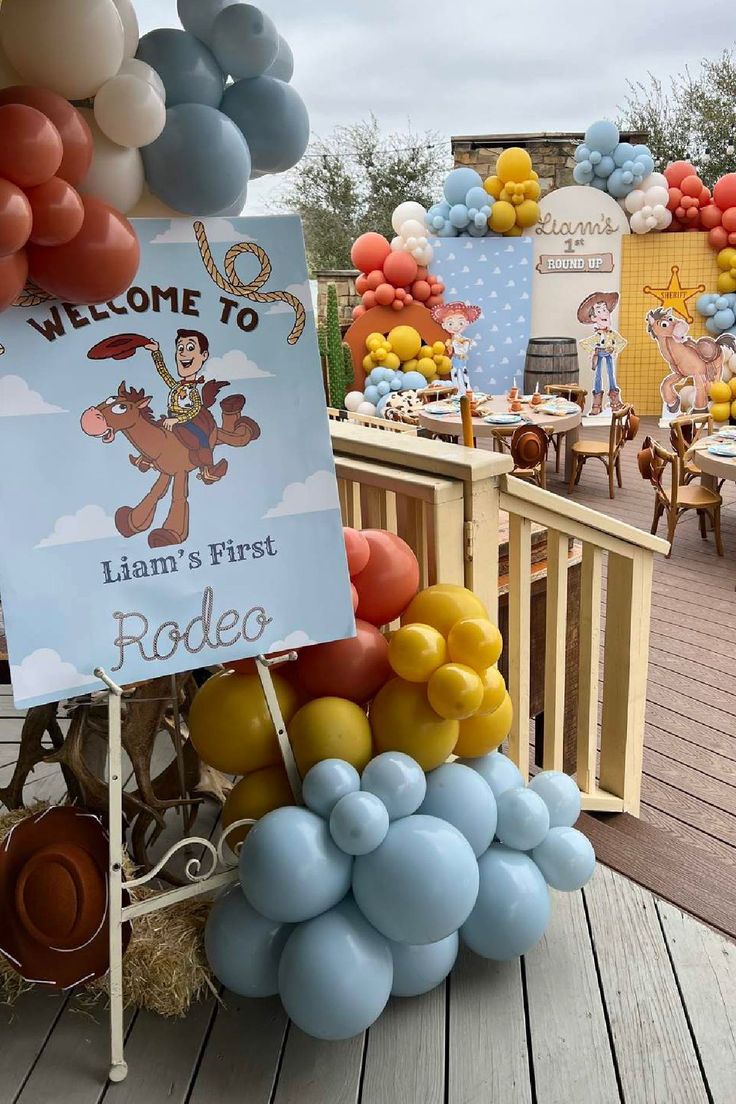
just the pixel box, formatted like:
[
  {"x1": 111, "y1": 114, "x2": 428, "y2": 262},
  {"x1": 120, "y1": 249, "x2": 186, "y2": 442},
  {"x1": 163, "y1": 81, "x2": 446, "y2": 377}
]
[
  {"x1": 619, "y1": 50, "x2": 736, "y2": 187},
  {"x1": 276, "y1": 116, "x2": 451, "y2": 274}
]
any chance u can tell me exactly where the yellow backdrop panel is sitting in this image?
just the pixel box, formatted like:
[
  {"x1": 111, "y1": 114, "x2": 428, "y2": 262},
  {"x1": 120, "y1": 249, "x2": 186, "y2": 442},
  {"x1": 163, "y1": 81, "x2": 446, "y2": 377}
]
[{"x1": 618, "y1": 234, "x2": 719, "y2": 415}]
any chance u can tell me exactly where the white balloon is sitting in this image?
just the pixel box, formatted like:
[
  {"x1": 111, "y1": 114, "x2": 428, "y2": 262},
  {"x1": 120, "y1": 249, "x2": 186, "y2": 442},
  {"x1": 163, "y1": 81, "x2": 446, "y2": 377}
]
[
  {"x1": 641, "y1": 171, "x2": 668, "y2": 192},
  {"x1": 0, "y1": 40, "x2": 23, "y2": 89},
  {"x1": 390, "y1": 236, "x2": 408, "y2": 253},
  {"x1": 630, "y1": 210, "x2": 649, "y2": 234},
  {"x1": 624, "y1": 189, "x2": 645, "y2": 214},
  {"x1": 392, "y1": 202, "x2": 427, "y2": 236},
  {"x1": 344, "y1": 391, "x2": 364, "y2": 413},
  {"x1": 0, "y1": 0, "x2": 125, "y2": 100},
  {"x1": 118, "y1": 57, "x2": 166, "y2": 103},
  {"x1": 399, "y1": 218, "x2": 426, "y2": 241},
  {"x1": 412, "y1": 243, "x2": 434, "y2": 265},
  {"x1": 127, "y1": 184, "x2": 185, "y2": 218},
  {"x1": 644, "y1": 185, "x2": 669, "y2": 209},
  {"x1": 94, "y1": 74, "x2": 165, "y2": 148},
  {"x1": 655, "y1": 207, "x2": 672, "y2": 230},
  {"x1": 357, "y1": 401, "x2": 377, "y2": 416},
  {"x1": 77, "y1": 107, "x2": 145, "y2": 214},
  {"x1": 111, "y1": 0, "x2": 139, "y2": 58}
]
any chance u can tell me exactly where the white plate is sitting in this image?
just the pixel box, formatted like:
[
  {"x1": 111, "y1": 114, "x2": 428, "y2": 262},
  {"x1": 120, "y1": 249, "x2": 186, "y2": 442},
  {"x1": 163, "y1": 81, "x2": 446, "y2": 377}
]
[
  {"x1": 484, "y1": 413, "x2": 523, "y2": 425},
  {"x1": 708, "y1": 443, "x2": 736, "y2": 457},
  {"x1": 717, "y1": 427, "x2": 736, "y2": 439}
]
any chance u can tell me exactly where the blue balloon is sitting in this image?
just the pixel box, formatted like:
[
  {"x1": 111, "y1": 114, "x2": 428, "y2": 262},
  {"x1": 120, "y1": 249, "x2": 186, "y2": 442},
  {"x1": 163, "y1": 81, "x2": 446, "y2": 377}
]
[
  {"x1": 401, "y1": 371, "x2": 429, "y2": 391},
  {"x1": 495, "y1": 788, "x2": 550, "y2": 851},
  {"x1": 465, "y1": 186, "x2": 490, "y2": 210},
  {"x1": 389, "y1": 376, "x2": 403, "y2": 391},
  {"x1": 389, "y1": 931, "x2": 458, "y2": 997},
  {"x1": 574, "y1": 144, "x2": 591, "y2": 163},
  {"x1": 573, "y1": 162, "x2": 594, "y2": 185},
  {"x1": 468, "y1": 220, "x2": 488, "y2": 237},
  {"x1": 461, "y1": 844, "x2": 550, "y2": 961},
  {"x1": 606, "y1": 168, "x2": 631, "y2": 198},
  {"x1": 636, "y1": 153, "x2": 655, "y2": 177},
  {"x1": 435, "y1": 223, "x2": 459, "y2": 237},
  {"x1": 204, "y1": 887, "x2": 292, "y2": 997},
  {"x1": 376, "y1": 394, "x2": 392, "y2": 416},
  {"x1": 177, "y1": 0, "x2": 236, "y2": 46},
  {"x1": 715, "y1": 295, "x2": 732, "y2": 311},
  {"x1": 303, "y1": 759, "x2": 360, "y2": 819},
  {"x1": 211, "y1": 4, "x2": 279, "y2": 80},
  {"x1": 444, "y1": 167, "x2": 483, "y2": 206},
  {"x1": 142, "y1": 104, "x2": 251, "y2": 215},
  {"x1": 529, "y1": 771, "x2": 582, "y2": 828},
  {"x1": 458, "y1": 751, "x2": 523, "y2": 801},
  {"x1": 240, "y1": 806, "x2": 352, "y2": 923},
  {"x1": 221, "y1": 76, "x2": 309, "y2": 174},
  {"x1": 377, "y1": 381, "x2": 391, "y2": 397},
  {"x1": 589, "y1": 150, "x2": 602, "y2": 166},
  {"x1": 419, "y1": 763, "x2": 497, "y2": 857},
  {"x1": 584, "y1": 119, "x2": 620, "y2": 155},
  {"x1": 714, "y1": 308, "x2": 735, "y2": 332},
  {"x1": 278, "y1": 896, "x2": 392, "y2": 1040},
  {"x1": 330, "y1": 791, "x2": 390, "y2": 856},
  {"x1": 590, "y1": 176, "x2": 608, "y2": 191},
  {"x1": 363, "y1": 385, "x2": 380, "y2": 405},
  {"x1": 352, "y1": 814, "x2": 479, "y2": 945},
  {"x1": 532, "y1": 827, "x2": 596, "y2": 891},
  {"x1": 265, "y1": 35, "x2": 294, "y2": 83},
  {"x1": 361, "y1": 752, "x2": 426, "y2": 820},
  {"x1": 613, "y1": 142, "x2": 635, "y2": 167},
  {"x1": 706, "y1": 317, "x2": 721, "y2": 335},
  {"x1": 136, "y1": 29, "x2": 225, "y2": 108},
  {"x1": 593, "y1": 155, "x2": 615, "y2": 179},
  {"x1": 449, "y1": 204, "x2": 470, "y2": 229},
  {"x1": 696, "y1": 294, "x2": 717, "y2": 318}
]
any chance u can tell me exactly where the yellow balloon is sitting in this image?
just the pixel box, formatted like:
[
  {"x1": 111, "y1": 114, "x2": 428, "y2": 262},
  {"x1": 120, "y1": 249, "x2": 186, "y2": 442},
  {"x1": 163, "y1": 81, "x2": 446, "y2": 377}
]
[
  {"x1": 388, "y1": 623, "x2": 447, "y2": 682},
  {"x1": 731, "y1": 398, "x2": 736, "y2": 419},
  {"x1": 523, "y1": 179, "x2": 541, "y2": 201},
  {"x1": 374, "y1": 348, "x2": 387, "y2": 361},
  {"x1": 484, "y1": 175, "x2": 503, "y2": 200},
  {"x1": 437, "y1": 356, "x2": 452, "y2": 376},
  {"x1": 489, "y1": 200, "x2": 516, "y2": 233},
  {"x1": 370, "y1": 678, "x2": 459, "y2": 770},
  {"x1": 189, "y1": 671, "x2": 298, "y2": 774},
  {"x1": 388, "y1": 325, "x2": 422, "y2": 362},
  {"x1": 708, "y1": 379, "x2": 731, "y2": 404},
  {"x1": 404, "y1": 583, "x2": 488, "y2": 638},
  {"x1": 717, "y1": 272, "x2": 736, "y2": 294},
  {"x1": 448, "y1": 618, "x2": 503, "y2": 671},
  {"x1": 454, "y1": 692, "x2": 513, "y2": 758},
  {"x1": 710, "y1": 401, "x2": 731, "y2": 423},
  {"x1": 717, "y1": 247, "x2": 736, "y2": 272},
  {"x1": 363, "y1": 354, "x2": 374, "y2": 372},
  {"x1": 505, "y1": 226, "x2": 524, "y2": 237},
  {"x1": 420, "y1": 344, "x2": 434, "y2": 358},
  {"x1": 222, "y1": 765, "x2": 294, "y2": 847},
  {"x1": 403, "y1": 358, "x2": 419, "y2": 373},
  {"x1": 417, "y1": 356, "x2": 437, "y2": 380},
  {"x1": 366, "y1": 333, "x2": 384, "y2": 351},
  {"x1": 496, "y1": 147, "x2": 533, "y2": 185},
  {"x1": 729, "y1": 377, "x2": 736, "y2": 398},
  {"x1": 515, "y1": 199, "x2": 540, "y2": 228},
  {"x1": 530, "y1": 169, "x2": 539, "y2": 181},
  {"x1": 427, "y1": 663, "x2": 484, "y2": 720},
  {"x1": 432, "y1": 340, "x2": 446, "y2": 356},
  {"x1": 289, "y1": 697, "x2": 373, "y2": 775},
  {"x1": 477, "y1": 666, "x2": 507, "y2": 715},
  {"x1": 384, "y1": 352, "x2": 401, "y2": 370}
]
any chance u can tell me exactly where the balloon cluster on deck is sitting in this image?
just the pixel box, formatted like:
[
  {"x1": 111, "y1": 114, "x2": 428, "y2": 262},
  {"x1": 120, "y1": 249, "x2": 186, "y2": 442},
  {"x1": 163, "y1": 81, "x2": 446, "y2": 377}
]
[
  {"x1": 623, "y1": 172, "x2": 672, "y2": 234},
  {"x1": 426, "y1": 151, "x2": 541, "y2": 239},
  {"x1": 204, "y1": 751, "x2": 595, "y2": 1040},
  {"x1": 573, "y1": 120, "x2": 655, "y2": 199},
  {"x1": 0, "y1": 0, "x2": 308, "y2": 226},
  {"x1": 344, "y1": 326, "x2": 451, "y2": 415},
  {"x1": 351, "y1": 232, "x2": 445, "y2": 320}
]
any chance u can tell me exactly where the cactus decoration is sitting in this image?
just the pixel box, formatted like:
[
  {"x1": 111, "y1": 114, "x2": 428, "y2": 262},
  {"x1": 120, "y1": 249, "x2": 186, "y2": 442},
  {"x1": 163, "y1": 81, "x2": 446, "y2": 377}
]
[{"x1": 323, "y1": 283, "x2": 354, "y2": 408}]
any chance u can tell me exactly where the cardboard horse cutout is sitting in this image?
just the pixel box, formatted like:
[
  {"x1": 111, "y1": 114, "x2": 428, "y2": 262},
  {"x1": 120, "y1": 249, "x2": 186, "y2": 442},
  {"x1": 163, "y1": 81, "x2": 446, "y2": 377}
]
[{"x1": 647, "y1": 307, "x2": 736, "y2": 413}]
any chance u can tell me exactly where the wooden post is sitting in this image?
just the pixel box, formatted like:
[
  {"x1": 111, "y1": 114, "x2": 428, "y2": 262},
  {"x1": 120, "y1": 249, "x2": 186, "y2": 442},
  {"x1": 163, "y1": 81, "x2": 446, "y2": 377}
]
[
  {"x1": 508, "y1": 515, "x2": 532, "y2": 780},
  {"x1": 542, "y1": 530, "x2": 568, "y2": 770},
  {"x1": 460, "y1": 395, "x2": 474, "y2": 448},
  {"x1": 577, "y1": 544, "x2": 603, "y2": 794}
]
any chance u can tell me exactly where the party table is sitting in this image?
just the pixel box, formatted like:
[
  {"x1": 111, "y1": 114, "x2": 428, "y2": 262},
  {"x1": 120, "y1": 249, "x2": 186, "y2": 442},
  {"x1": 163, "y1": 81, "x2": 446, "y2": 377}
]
[
  {"x1": 686, "y1": 434, "x2": 736, "y2": 490},
  {"x1": 418, "y1": 396, "x2": 582, "y2": 481}
]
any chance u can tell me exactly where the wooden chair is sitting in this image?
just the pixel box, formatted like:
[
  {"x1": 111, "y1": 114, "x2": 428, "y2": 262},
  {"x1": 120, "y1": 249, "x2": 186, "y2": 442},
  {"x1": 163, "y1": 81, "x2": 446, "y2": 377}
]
[
  {"x1": 669, "y1": 413, "x2": 713, "y2": 485},
  {"x1": 544, "y1": 384, "x2": 587, "y2": 472},
  {"x1": 509, "y1": 424, "x2": 548, "y2": 488},
  {"x1": 638, "y1": 435, "x2": 723, "y2": 557},
  {"x1": 568, "y1": 404, "x2": 636, "y2": 499}
]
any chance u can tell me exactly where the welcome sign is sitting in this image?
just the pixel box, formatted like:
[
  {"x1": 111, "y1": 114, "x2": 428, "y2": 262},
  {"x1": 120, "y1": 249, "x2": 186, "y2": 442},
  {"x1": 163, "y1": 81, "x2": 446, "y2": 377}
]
[{"x1": 0, "y1": 216, "x2": 354, "y2": 707}]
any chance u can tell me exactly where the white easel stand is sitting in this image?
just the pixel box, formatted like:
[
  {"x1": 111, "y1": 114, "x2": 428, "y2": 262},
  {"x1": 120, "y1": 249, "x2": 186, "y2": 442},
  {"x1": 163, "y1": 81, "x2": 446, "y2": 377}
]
[{"x1": 95, "y1": 655, "x2": 300, "y2": 1084}]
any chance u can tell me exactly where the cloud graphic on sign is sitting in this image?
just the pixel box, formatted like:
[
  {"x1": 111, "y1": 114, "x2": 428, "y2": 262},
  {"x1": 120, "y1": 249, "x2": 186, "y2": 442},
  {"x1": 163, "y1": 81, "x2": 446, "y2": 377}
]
[
  {"x1": 206, "y1": 349, "x2": 273, "y2": 379},
  {"x1": 0, "y1": 375, "x2": 66, "y2": 417},
  {"x1": 264, "y1": 470, "x2": 339, "y2": 518},
  {"x1": 11, "y1": 649, "x2": 90, "y2": 703},
  {"x1": 267, "y1": 280, "x2": 313, "y2": 315},
  {"x1": 151, "y1": 218, "x2": 253, "y2": 245},
  {"x1": 36, "y1": 504, "x2": 117, "y2": 548},
  {"x1": 266, "y1": 630, "x2": 315, "y2": 653}
]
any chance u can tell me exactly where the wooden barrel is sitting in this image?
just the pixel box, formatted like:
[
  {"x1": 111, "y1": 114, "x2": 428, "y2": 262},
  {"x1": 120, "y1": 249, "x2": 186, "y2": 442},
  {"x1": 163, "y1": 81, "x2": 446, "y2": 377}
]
[{"x1": 523, "y1": 337, "x2": 579, "y2": 394}]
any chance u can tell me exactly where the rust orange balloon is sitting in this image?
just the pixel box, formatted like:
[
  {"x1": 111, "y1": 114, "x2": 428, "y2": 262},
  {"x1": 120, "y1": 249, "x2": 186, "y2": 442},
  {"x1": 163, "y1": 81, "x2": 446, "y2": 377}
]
[
  {"x1": 0, "y1": 178, "x2": 32, "y2": 257},
  {"x1": 0, "y1": 87, "x2": 93, "y2": 185},
  {"x1": 0, "y1": 104, "x2": 62, "y2": 189},
  {"x1": 25, "y1": 177, "x2": 84, "y2": 246}
]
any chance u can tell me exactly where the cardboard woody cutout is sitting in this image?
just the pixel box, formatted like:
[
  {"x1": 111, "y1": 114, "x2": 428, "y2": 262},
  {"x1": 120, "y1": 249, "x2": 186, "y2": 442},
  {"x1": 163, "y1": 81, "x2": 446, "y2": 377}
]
[{"x1": 576, "y1": 291, "x2": 628, "y2": 416}]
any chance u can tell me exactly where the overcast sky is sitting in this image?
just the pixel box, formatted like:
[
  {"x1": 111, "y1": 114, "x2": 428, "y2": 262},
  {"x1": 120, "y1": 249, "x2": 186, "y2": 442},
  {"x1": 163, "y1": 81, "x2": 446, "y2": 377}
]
[{"x1": 137, "y1": 0, "x2": 730, "y2": 211}]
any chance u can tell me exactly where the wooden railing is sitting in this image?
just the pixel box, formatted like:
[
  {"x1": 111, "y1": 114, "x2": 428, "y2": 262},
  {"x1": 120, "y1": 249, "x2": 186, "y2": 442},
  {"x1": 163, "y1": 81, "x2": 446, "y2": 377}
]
[{"x1": 330, "y1": 422, "x2": 669, "y2": 816}]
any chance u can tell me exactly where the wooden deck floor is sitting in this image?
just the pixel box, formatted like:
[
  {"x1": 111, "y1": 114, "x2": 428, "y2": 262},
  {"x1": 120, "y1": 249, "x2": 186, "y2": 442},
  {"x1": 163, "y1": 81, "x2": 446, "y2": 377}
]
[{"x1": 1, "y1": 863, "x2": 734, "y2": 1104}]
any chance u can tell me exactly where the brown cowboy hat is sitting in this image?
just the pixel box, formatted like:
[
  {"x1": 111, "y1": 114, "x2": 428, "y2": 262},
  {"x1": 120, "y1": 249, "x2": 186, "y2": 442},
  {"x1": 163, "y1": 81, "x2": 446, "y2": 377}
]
[
  {"x1": 0, "y1": 806, "x2": 131, "y2": 990},
  {"x1": 87, "y1": 334, "x2": 152, "y2": 361},
  {"x1": 576, "y1": 291, "x2": 619, "y2": 323}
]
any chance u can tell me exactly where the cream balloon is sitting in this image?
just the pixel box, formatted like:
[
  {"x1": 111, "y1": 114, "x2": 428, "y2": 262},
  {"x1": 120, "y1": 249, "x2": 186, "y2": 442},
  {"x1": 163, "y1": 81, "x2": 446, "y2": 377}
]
[
  {"x1": 127, "y1": 185, "x2": 186, "y2": 218},
  {"x1": 117, "y1": 57, "x2": 166, "y2": 103},
  {"x1": 390, "y1": 235, "x2": 408, "y2": 253},
  {"x1": 391, "y1": 201, "x2": 427, "y2": 236},
  {"x1": 398, "y1": 218, "x2": 426, "y2": 241},
  {"x1": 0, "y1": 40, "x2": 23, "y2": 90},
  {"x1": 94, "y1": 74, "x2": 165, "y2": 148},
  {"x1": 111, "y1": 0, "x2": 139, "y2": 58},
  {"x1": 0, "y1": 0, "x2": 125, "y2": 100},
  {"x1": 77, "y1": 107, "x2": 144, "y2": 214}
]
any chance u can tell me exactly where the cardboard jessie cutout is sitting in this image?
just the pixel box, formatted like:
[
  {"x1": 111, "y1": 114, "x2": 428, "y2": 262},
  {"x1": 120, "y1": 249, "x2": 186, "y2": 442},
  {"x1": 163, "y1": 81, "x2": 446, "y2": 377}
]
[
  {"x1": 576, "y1": 291, "x2": 627, "y2": 415},
  {"x1": 430, "y1": 301, "x2": 482, "y2": 397}
]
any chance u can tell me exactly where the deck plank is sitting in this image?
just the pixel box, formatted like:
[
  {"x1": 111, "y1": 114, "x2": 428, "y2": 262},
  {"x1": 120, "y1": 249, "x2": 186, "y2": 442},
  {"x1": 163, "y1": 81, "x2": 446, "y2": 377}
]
[
  {"x1": 447, "y1": 947, "x2": 531, "y2": 1104},
  {"x1": 272, "y1": 1028, "x2": 364, "y2": 1104},
  {"x1": 188, "y1": 994, "x2": 287, "y2": 1104},
  {"x1": 361, "y1": 986, "x2": 445, "y2": 1104},
  {"x1": 524, "y1": 888, "x2": 619, "y2": 1104},
  {"x1": 583, "y1": 865, "x2": 708, "y2": 1104},
  {"x1": 0, "y1": 991, "x2": 67, "y2": 1104},
  {"x1": 657, "y1": 901, "x2": 736, "y2": 1104}
]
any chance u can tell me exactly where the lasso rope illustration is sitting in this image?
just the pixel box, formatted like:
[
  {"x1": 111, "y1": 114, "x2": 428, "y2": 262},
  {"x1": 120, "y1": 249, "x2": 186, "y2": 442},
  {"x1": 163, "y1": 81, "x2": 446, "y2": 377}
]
[
  {"x1": 14, "y1": 282, "x2": 54, "y2": 308},
  {"x1": 194, "y1": 220, "x2": 306, "y2": 345}
]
